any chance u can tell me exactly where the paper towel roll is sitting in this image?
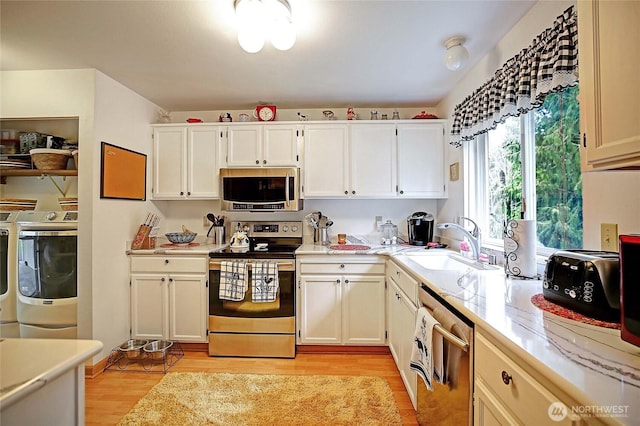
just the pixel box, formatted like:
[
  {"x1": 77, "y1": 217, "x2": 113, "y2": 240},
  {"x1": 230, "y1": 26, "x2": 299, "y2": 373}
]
[{"x1": 504, "y1": 219, "x2": 537, "y2": 278}]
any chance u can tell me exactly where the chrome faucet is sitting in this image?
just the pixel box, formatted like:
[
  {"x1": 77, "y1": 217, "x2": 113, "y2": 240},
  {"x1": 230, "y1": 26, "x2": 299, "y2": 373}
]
[{"x1": 437, "y1": 217, "x2": 482, "y2": 261}]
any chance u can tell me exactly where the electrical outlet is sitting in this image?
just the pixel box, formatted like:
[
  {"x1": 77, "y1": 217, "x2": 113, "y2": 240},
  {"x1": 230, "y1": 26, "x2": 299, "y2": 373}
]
[
  {"x1": 203, "y1": 215, "x2": 210, "y2": 227},
  {"x1": 600, "y1": 223, "x2": 618, "y2": 251},
  {"x1": 375, "y1": 216, "x2": 383, "y2": 231}
]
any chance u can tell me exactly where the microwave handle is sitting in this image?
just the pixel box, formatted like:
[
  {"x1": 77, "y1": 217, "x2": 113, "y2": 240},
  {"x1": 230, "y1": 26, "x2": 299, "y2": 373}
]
[{"x1": 285, "y1": 172, "x2": 290, "y2": 207}]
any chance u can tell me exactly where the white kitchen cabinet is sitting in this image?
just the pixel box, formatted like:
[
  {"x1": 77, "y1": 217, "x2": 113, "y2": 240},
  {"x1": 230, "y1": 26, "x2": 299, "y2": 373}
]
[
  {"x1": 350, "y1": 123, "x2": 397, "y2": 197},
  {"x1": 297, "y1": 255, "x2": 386, "y2": 345},
  {"x1": 130, "y1": 256, "x2": 208, "y2": 343},
  {"x1": 304, "y1": 123, "x2": 396, "y2": 198},
  {"x1": 386, "y1": 259, "x2": 419, "y2": 409},
  {"x1": 578, "y1": 0, "x2": 640, "y2": 170},
  {"x1": 226, "y1": 124, "x2": 299, "y2": 167},
  {"x1": 303, "y1": 121, "x2": 446, "y2": 199},
  {"x1": 396, "y1": 122, "x2": 446, "y2": 197},
  {"x1": 152, "y1": 125, "x2": 222, "y2": 200},
  {"x1": 474, "y1": 331, "x2": 583, "y2": 426},
  {"x1": 302, "y1": 123, "x2": 350, "y2": 197}
]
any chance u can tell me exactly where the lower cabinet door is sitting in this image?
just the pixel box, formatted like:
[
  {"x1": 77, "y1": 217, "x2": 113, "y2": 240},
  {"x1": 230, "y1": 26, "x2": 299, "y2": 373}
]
[
  {"x1": 298, "y1": 275, "x2": 342, "y2": 344},
  {"x1": 342, "y1": 275, "x2": 386, "y2": 344},
  {"x1": 169, "y1": 274, "x2": 208, "y2": 342},
  {"x1": 131, "y1": 274, "x2": 169, "y2": 340}
]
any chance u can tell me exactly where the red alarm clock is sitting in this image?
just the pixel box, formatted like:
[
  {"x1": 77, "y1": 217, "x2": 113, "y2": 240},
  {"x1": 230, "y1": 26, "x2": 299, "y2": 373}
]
[{"x1": 255, "y1": 105, "x2": 277, "y2": 121}]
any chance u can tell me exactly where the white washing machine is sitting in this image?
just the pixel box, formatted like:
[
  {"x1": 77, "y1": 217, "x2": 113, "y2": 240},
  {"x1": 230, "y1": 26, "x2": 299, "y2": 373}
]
[
  {"x1": 0, "y1": 211, "x2": 20, "y2": 337},
  {"x1": 17, "y1": 210, "x2": 78, "y2": 338}
]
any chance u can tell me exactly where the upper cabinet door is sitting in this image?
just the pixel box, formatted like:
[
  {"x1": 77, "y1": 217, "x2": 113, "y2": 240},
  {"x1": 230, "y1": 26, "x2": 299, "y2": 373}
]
[
  {"x1": 187, "y1": 126, "x2": 222, "y2": 199},
  {"x1": 263, "y1": 124, "x2": 299, "y2": 166},
  {"x1": 303, "y1": 124, "x2": 349, "y2": 198},
  {"x1": 226, "y1": 124, "x2": 299, "y2": 167},
  {"x1": 227, "y1": 126, "x2": 262, "y2": 166},
  {"x1": 153, "y1": 126, "x2": 187, "y2": 199},
  {"x1": 152, "y1": 125, "x2": 221, "y2": 200},
  {"x1": 350, "y1": 123, "x2": 397, "y2": 198},
  {"x1": 396, "y1": 123, "x2": 446, "y2": 198},
  {"x1": 579, "y1": 0, "x2": 640, "y2": 169}
]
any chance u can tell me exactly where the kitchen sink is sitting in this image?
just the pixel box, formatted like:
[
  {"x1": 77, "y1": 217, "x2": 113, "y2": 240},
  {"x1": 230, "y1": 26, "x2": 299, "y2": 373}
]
[{"x1": 403, "y1": 251, "x2": 500, "y2": 271}]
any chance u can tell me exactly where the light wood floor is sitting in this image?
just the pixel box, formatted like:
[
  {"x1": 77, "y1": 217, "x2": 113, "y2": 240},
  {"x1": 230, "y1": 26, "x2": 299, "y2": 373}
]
[{"x1": 85, "y1": 350, "x2": 419, "y2": 425}]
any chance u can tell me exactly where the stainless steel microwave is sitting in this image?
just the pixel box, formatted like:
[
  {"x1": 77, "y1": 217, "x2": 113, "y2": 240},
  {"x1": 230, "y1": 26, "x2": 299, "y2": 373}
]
[{"x1": 220, "y1": 167, "x2": 303, "y2": 212}]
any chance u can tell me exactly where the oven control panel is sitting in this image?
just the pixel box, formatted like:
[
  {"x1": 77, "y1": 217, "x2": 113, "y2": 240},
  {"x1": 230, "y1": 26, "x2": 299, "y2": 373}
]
[{"x1": 231, "y1": 221, "x2": 302, "y2": 238}]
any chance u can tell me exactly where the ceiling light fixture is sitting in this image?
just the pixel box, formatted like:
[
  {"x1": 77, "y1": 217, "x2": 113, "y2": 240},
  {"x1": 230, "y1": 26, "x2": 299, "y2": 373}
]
[
  {"x1": 443, "y1": 36, "x2": 469, "y2": 71},
  {"x1": 234, "y1": 0, "x2": 296, "y2": 53}
]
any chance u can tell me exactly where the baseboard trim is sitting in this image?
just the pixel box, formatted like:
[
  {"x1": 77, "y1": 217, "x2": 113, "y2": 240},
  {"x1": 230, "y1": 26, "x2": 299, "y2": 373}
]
[{"x1": 296, "y1": 345, "x2": 390, "y2": 355}]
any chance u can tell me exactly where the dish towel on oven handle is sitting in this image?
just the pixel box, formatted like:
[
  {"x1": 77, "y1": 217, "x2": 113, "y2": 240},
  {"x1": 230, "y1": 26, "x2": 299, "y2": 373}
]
[
  {"x1": 219, "y1": 260, "x2": 247, "y2": 301},
  {"x1": 252, "y1": 261, "x2": 279, "y2": 302},
  {"x1": 409, "y1": 307, "x2": 444, "y2": 391}
]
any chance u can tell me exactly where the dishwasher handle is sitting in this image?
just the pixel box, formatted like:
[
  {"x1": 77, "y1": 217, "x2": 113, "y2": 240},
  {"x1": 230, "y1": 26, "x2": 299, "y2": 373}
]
[{"x1": 419, "y1": 283, "x2": 471, "y2": 352}]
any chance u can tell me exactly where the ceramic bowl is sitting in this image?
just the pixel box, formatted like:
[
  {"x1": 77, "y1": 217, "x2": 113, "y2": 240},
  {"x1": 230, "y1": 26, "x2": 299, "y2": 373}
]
[{"x1": 165, "y1": 232, "x2": 197, "y2": 244}]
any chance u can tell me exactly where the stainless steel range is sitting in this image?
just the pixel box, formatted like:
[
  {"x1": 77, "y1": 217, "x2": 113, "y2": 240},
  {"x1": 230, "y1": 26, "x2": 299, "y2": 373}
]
[{"x1": 208, "y1": 221, "x2": 302, "y2": 358}]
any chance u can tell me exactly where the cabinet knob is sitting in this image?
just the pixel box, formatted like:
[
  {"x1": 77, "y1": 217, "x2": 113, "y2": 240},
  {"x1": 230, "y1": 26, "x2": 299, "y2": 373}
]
[
  {"x1": 336, "y1": 279, "x2": 341, "y2": 284},
  {"x1": 187, "y1": 191, "x2": 191, "y2": 196},
  {"x1": 180, "y1": 191, "x2": 184, "y2": 196},
  {"x1": 161, "y1": 277, "x2": 165, "y2": 282},
  {"x1": 256, "y1": 160, "x2": 260, "y2": 165},
  {"x1": 399, "y1": 190, "x2": 404, "y2": 195},
  {"x1": 395, "y1": 292, "x2": 401, "y2": 300},
  {"x1": 263, "y1": 160, "x2": 266, "y2": 164},
  {"x1": 164, "y1": 259, "x2": 169, "y2": 264},
  {"x1": 169, "y1": 278, "x2": 174, "y2": 283},
  {"x1": 344, "y1": 190, "x2": 348, "y2": 195},
  {"x1": 501, "y1": 371, "x2": 512, "y2": 385},
  {"x1": 344, "y1": 279, "x2": 349, "y2": 284},
  {"x1": 351, "y1": 190, "x2": 356, "y2": 195},
  {"x1": 340, "y1": 264, "x2": 345, "y2": 269}
]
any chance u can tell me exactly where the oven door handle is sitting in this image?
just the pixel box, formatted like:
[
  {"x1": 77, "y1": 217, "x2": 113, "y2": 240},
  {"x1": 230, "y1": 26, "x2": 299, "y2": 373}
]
[{"x1": 209, "y1": 259, "x2": 295, "y2": 271}]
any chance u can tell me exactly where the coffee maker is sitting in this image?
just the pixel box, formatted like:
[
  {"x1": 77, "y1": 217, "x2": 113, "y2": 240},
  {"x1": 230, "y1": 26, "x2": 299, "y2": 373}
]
[{"x1": 407, "y1": 212, "x2": 434, "y2": 246}]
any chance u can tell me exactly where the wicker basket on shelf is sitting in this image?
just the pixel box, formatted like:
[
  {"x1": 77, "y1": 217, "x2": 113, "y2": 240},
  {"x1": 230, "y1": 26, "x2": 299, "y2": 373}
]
[
  {"x1": 72, "y1": 150, "x2": 78, "y2": 170},
  {"x1": 29, "y1": 148, "x2": 71, "y2": 170},
  {"x1": 58, "y1": 197, "x2": 78, "y2": 211}
]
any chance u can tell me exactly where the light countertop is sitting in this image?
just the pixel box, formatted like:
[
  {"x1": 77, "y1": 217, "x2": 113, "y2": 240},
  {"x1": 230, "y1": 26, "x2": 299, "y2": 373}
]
[
  {"x1": 392, "y1": 251, "x2": 640, "y2": 426},
  {"x1": 0, "y1": 338, "x2": 103, "y2": 410},
  {"x1": 127, "y1": 236, "x2": 227, "y2": 256}
]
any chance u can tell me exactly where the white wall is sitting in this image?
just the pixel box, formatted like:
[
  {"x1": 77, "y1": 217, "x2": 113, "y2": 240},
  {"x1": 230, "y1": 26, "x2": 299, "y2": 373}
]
[
  {"x1": 91, "y1": 71, "x2": 159, "y2": 360},
  {"x1": 1, "y1": 69, "x2": 96, "y2": 341},
  {"x1": 432, "y1": 0, "x2": 640, "y2": 250},
  {"x1": 1, "y1": 69, "x2": 160, "y2": 363}
]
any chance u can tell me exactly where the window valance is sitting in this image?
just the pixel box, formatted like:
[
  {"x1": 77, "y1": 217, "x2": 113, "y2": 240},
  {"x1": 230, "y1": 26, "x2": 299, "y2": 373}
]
[{"x1": 450, "y1": 6, "x2": 578, "y2": 147}]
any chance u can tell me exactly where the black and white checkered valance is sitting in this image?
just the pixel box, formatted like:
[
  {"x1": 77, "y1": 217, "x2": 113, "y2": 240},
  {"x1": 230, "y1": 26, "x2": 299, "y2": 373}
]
[{"x1": 450, "y1": 6, "x2": 578, "y2": 147}]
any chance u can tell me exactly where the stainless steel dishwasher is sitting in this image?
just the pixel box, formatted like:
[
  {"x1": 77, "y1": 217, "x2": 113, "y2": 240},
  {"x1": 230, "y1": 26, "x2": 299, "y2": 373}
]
[{"x1": 416, "y1": 283, "x2": 473, "y2": 426}]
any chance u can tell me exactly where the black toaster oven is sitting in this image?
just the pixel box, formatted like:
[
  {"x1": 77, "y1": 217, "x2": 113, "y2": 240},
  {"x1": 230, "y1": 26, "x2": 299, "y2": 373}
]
[{"x1": 543, "y1": 250, "x2": 620, "y2": 322}]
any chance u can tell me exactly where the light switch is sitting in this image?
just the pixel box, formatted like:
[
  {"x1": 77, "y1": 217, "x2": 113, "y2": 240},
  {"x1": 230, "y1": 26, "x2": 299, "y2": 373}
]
[{"x1": 600, "y1": 223, "x2": 618, "y2": 251}]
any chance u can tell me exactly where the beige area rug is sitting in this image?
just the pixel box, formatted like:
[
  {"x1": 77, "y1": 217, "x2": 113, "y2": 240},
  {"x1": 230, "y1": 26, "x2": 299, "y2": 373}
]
[{"x1": 118, "y1": 372, "x2": 403, "y2": 426}]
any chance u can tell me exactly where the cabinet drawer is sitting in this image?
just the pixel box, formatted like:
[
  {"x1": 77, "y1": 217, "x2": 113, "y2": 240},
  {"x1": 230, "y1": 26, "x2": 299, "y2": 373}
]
[
  {"x1": 475, "y1": 332, "x2": 581, "y2": 425},
  {"x1": 299, "y1": 261, "x2": 384, "y2": 275},
  {"x1": 131, "y1": 256, "x2": 207, "y2": 273},
  {"x1": 387, "y1": 260, "x2": 418, "y2": 302}
]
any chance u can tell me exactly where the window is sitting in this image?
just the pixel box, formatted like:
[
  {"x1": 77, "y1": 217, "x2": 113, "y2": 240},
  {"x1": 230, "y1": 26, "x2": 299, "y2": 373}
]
[{"x1": 465, "y1": 86, "x2": 582, "y2": 254}]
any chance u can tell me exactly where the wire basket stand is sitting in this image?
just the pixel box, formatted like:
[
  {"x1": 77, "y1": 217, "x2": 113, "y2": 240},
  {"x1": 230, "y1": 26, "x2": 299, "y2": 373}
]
[{"x1": 104, "y1": 340, "x2": 184, "y2": 373}]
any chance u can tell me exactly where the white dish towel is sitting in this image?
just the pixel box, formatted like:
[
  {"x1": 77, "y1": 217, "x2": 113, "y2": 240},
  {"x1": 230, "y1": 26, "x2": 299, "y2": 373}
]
[
  {"x1": 219, "y1": 261, "x2": 247, "y2": 301},
  {"x1": 251, "y1": 261, "x2": 279, "y2": 302},
  {"x1": 409, "y1": 307, "x2": 444, "y2": 390}
]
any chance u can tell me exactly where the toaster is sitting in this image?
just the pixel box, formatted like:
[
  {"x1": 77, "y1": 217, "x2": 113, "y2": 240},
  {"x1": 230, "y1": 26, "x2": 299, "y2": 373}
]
[{"x1": 543, "y1": 250, "x2": 620, "y2": 322}]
